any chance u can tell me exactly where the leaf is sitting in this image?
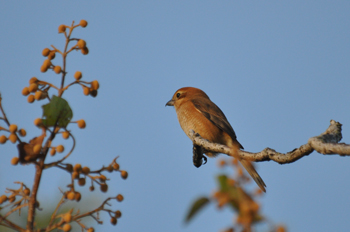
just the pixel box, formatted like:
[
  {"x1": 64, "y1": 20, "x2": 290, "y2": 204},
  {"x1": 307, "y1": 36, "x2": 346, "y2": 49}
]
[
  {"x1": 41, "y1": 95, "x2": 73, "y2": 127},
  {"x1": 217, "y1": 174, "x2": 229, "y2": 192},
  {"x1": 184, "y1": 196, "x2": 210, "y2": 223}
]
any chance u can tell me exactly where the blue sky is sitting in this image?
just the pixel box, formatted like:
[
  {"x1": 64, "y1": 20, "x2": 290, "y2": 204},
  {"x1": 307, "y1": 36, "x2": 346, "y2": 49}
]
[{"x1": 1, "y1": 1, "x2": 350, "y2": 231}]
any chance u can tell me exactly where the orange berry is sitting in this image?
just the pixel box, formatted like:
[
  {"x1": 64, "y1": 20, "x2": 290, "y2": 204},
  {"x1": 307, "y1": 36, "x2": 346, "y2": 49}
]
[
  {"x1": 62, "y1": 223, "x2": 71, "y2": 232},
  {"x1": 113, "y1": 163, "x2": 120, "y2": 170},
  {"x1": 11, "y1": 157, "x2": 19, "y2": 165},
  {"x1": 40, "y1": 64, "x2": 48, "y2": 73},
  {"x1": 74, "y1": 71, "x2": 82, "y2": 80},
  {"x1": 9, "y1": 124, "x2": 18, "y2": 133},
  {"x1": 29, "y1": 77, "x2": 38, "y2": 84},
  {"x1": 48, "y1": 51, "x2": 56, "y2": 60},
  {"x1": 50, "y1": 148, "x2": 56, "y2": 156},
  {"x1": 62, "y1": 131, "x2": 69, "y2": 139},
  {"x1": 83, "y1": 87, "x2": 90, "y2": 96},
  {"x1": 63, "y1": 213, "x2": 72, "y2": 222},
  {"x1": 77, "y1": 119, "x2": 86, "y2": 129},
  {"x1": 18, "y1": 129, "x2": 26, "y2": 137},
  {"x1": 121, "y1": 170, "x2": 128, "y2": 180},
  {"x1": 77, "y1": 39, "x2": 86, "y2": 49},
  {"x1": 106, "y1": 165, "x2": 113, "y2": 172},
  {"x1": 80, "y1": 20, "x2": 88, "y2": 27},
  {"x1": 34, "y1": 118, "x2": 42, "y2": 126},
  {"x1": 0, "y1": 135, "x2": 7, "y2": 144},
  {"x1": 9, "y1": 133, "x2": 17, "y2": 143},
  {"x1": 81, "y1": 166, "x2": 90, "y2": 174},
  {"x1": 87, "y1": 228, "x2": 95, "y2": 232},
  {"x1": 0, "y1": 195, "x2": 8, "y2": 204},
  {"x1": 22, "y1": 87, "x2": 30, "y2": 96},
  {"x1": 81, "y1": 47, "x2": 89, "y2": 55},
  {"x1": 34, "y1": 91, "x2": 42, "y2": 101},
  {"x1": 99, "y1": 175, "x2": 107, "y2": 183},
  {"x1": 43, "y1": 59, "x2": 51, "y2": 69},
  {"x1": 53, "y1": 65, "x2": 62, "y2": 74},
  {"x1": 23, "y1": 188, "x2": 30, "y2": 196},
  {"x1": 28, "y1": 83, "x2": 38, "y2": 93},
  {"x1": 73, "y1": 164, "x2": 82, "y2": 172},
  {"x1": 56, "y1": 145, "x2": 64, "y2": 153},
  {"x1": 27, "y1": 94, "x2": 35, "y2": 103},
  {"x1": 58, "y1": 25, "x2": 66, "y2": 33},
  {"x1": 42, "y1": 48, "x2": 50, "y2": 56},
  {"x1": 75, "y1": 192, "x2": 81, "y2": 202},
  {"x1": 116, "y1": 194, "x2": 124, "y2": 202},
  {"x1": 67, "y1": 191, "x2": 75, "y2": 200},
  {"x1": 33, "y1": 144, "x2": 41, "y2": 154},
  {"x1": 72, "y1": 171, "x2": 79, "y2": 179},
  {"x1": 91, "y1": 80, "x2": 99, "y2": 90},
  {"x1": 89, "y1": 186, "x2": 95, "y2": 191}
]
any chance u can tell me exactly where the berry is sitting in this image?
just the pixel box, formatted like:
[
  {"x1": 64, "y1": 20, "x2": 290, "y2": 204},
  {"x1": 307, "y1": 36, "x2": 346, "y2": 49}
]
[
  {"x1": 42, "y1": 48, "x2": 50, "y2": 57},
  {"x1": 0, "y1": 135, "x2": 7, "y2": 144},
  {"x1": 48, "y1": 51, "x2": 56, "y2": 60},
  {"x1": 29, "y1": 77, "x2": 38, "y2": 84},
  {"x1": 62, "y1": 131, "x2": 69, "y2": 139},
  {"x1": 58, "y1": 25, "x2": 66, "y2": 33},
  {"x1": 80, "y1": 20, "x2": 88, "y2": 27},
  {"x1": 77, "y1": 119, "x2": 86, "y2": 129},
  {"x1": 11, "y1": 157, "x2": 19, "y2": 165},
  {"x1": 121, "y1": 170, "x2": 128, "y2": 180},
  {"x1": 74, "y1": 71, "x2": 82, "y2": 80},
  {"x1": 33, "y1": 144, "x2": 41, "y2": 154},
  {"x1": 28, "y1": 83, "x2": 38, "y2": 93},
  {"x1": 8, "y1": 133, "x2": 17, "y2": 143},
  {"x1": 62, "y1": 223, "x2": 71, "y2": 232},
  {"x1": 100, "y1": 184, "x2": 108, "y2": 192},
  {"x1": 54, "y1": 65, "x2": 62, "y2": 74},
  {"x1": 67, "y1": 191, "x2": 75, "y2": 200},
  {"x1": 91, "y1": 80, "x2": 99, "y2": 90},
  {"x1": 87, "y1": 228, "x2": 95, "y2": 232},
  {"x1": 56, "y1": 145, "x2": 64, "y2": 153},
  {"x1": 110, "y1": 217, "x2": 117, "y2": 225},
  {"x1": 115, "y1": 210, "x2": 122, "y2": 218},
  {"x1": 77, "y1": 39, "x2": 86, "y2": 49},
  {"x1": 113, "y1": 163, "x2": 120, "y2": 170},
  {"x1": 50, "y1": 148, "x2": 56, "y2": 156},
  {"x1": 83, "y1": 87, "x2": 90, "y2": 96},
  {"x1": 27, "y1": 95, "x2": 35, "y2": 103},
  {"x1": 116, "y1": 194, "x2": 124, "y2": 202},
  {"x1": 34, "y1": 91, "x2": 42, "y2": 101},
  {"x1": 72, "y1": 171, "x2": 79, "y2": 179},
  {"x1": 74, "y1": 192, "x2": 81, "y2": 202},
  {"x1": 23, "y1": 188, "x2": 30, "y2": 196},
  {"x1": 34, "y1": 118, "x2": 42, "y2": 126},
  {"x1": 90, "y1": 90, "x2": 98, "y2": 97},
  {"x1": 81, "y1": 166, "x2": 90, "y2": 174},
  {"x1": 63, "y1": 213, "x2": 72, "y2": 223},
  {"x1": 73, "y1": 164, "x2": 82, "y2": 172},
  {"x1": 18, "y1": 129, "x2": 26, "y2": 137},
  {"x1": 81, "y1": 47, "x2": 89, "y2": 55},
  {"x1": 9, "y1": 124, "x2": 17, "y2": 133},
  {"x1": 78, "y1": 178, "x2": 86, "y2": 186},
  {"x1": 22, "y1": 87, "x2": 30, "y2": 96}
]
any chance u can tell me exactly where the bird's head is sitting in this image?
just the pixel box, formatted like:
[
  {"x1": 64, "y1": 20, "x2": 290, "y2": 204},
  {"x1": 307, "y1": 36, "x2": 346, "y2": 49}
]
[{"x1": 165, "y1": 87, "x2": 209, "y2": 108}]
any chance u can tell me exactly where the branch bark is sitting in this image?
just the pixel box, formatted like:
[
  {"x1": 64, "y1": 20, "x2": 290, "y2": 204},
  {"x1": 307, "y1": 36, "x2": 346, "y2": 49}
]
[{"x1": 189, "y1": 120, "x2": 349, "y2": 164}]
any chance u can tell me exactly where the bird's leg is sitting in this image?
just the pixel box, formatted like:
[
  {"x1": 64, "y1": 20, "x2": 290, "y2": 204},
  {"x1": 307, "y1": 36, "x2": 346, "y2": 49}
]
[{"x1": 192, "y1": 144, "x2": 203, "y2": 168}]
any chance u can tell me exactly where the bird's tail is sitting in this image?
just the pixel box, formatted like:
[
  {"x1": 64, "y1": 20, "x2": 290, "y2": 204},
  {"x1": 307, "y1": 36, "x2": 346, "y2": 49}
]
[
  {"x1": 239, "y1": 159, "x2": 266, "y2": 192},
  {"x1": 230, "y1": 142, "x2": 266, "y2": 192}
]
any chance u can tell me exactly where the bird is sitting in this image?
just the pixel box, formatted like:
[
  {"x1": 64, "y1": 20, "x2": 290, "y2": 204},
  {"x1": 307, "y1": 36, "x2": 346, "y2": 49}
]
[{"x1": 166, "y1": 87, "x2": 266, "y2": 192}]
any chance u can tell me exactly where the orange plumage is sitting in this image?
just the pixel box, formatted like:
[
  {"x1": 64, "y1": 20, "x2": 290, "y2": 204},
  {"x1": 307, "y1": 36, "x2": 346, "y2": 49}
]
[{"x1": 166, "y1": 87, "x2": 266, "y2": 192}]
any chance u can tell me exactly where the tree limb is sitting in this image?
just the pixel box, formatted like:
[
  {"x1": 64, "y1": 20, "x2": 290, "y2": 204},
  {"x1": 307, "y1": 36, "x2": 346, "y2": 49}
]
[{"x1": 189, "y1": 120, "x2": 348, "y2": 164}]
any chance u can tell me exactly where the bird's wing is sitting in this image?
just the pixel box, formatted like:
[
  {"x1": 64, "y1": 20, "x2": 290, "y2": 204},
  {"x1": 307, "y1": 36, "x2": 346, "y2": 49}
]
[{"x1": 191, "y1": 98, "x2": 244, "y2": 149}]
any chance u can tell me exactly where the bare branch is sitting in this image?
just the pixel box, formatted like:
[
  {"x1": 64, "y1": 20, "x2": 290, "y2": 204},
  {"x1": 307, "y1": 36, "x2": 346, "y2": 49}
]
[{"x1": 189, "y1": 120, "x2": 349, "y2": 165}]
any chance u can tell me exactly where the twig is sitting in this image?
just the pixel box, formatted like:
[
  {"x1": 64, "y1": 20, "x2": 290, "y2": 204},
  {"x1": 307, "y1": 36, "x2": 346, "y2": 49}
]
[{"x1": 189, "y1": 120, "x2": 348, "y2": 165}]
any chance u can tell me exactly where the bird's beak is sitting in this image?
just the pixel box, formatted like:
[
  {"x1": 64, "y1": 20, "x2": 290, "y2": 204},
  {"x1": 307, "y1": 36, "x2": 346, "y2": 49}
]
[{"x1": 165, "y1": 99, "x2": 174, "y2": 106}]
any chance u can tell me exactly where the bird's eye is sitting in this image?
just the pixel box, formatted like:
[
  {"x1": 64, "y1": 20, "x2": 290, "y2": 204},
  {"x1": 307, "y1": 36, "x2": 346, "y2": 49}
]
[{"x1": 176, "y1": 93, "x2": 181, "y2": 98}]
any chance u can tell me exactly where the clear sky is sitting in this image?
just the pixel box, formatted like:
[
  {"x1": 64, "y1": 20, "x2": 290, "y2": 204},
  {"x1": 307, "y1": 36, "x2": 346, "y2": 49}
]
[{"x1": 1, "y1": 1, "x2": 350, "y2": 232}]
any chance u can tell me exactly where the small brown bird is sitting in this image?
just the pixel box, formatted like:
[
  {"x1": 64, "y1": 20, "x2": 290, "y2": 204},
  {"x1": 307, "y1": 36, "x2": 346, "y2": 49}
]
[{"x1": 166, "y1": 87, "x2": 266, "y2": 192}]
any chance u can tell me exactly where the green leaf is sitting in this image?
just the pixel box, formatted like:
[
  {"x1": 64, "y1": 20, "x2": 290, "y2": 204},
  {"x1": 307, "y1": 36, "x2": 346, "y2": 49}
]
[
  {"x1": 42, "y1": 95, "x2": 73, "y2": 128},
  {"x1": 184, "y1": 196, "x2": 210, "y2": 223},
  {"x1": 217, "y1": 174, "x2": 229, "y2": 192}
]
